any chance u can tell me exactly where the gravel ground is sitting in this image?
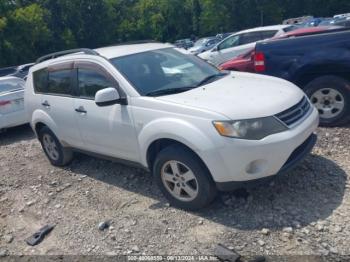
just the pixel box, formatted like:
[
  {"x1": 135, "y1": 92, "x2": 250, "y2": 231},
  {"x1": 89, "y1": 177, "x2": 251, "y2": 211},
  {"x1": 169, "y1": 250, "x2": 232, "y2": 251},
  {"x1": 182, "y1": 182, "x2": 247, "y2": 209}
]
[{"x1": 0, "y1": 124, "x2": 349, "y2": 261}]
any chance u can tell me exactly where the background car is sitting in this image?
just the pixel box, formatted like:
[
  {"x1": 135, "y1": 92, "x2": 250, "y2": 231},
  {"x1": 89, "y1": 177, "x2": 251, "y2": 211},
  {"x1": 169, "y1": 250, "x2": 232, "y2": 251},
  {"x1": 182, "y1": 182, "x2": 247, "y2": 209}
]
[
  {"x1": 318, "y1": 16, "x2": 350, "y2": 27},
  {"x1": 254, "y1": 29, "x2": 350, "y2": 126},
  {"x1": 198, "y1": 24, "x2": 296, "y2": 66},
  {"x1": 0, "y1": 76, "x2": 27, "y2": 131},
  {"x1": 187, "y1": 37, "x2": 220, "y2": 55},
  {"x1": 10, "y1": 63, "x2": 34, "y2": 79},
  {"x1": 174, "y1": 39, "x2": 194, "y2": 50},
  {"x1": 298, "y1": 17, "x2": 325, "y2": 27},
  {"x1": 0, "y1": 66, "x2": 17, "y2": 78},
  {"x1": 216, "y1": 32, "x2": 235, "y2": 40},
  {"x1": 0, "y1": 63, "x2": 34, "y2": 80},
  {"x1": 219, "y1": 26, "x2": 343, "y2": 72}
]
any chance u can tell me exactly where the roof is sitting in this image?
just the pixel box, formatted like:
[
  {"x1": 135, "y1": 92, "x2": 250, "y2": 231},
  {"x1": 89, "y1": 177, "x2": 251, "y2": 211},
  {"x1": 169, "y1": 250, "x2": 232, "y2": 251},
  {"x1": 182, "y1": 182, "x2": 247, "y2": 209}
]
[
  {"x1": 238, "y1": 24, "x2": 290, "y2": 34},
  {"x1": 95, "y1": 43, "x2": 174, "y2": 59}
]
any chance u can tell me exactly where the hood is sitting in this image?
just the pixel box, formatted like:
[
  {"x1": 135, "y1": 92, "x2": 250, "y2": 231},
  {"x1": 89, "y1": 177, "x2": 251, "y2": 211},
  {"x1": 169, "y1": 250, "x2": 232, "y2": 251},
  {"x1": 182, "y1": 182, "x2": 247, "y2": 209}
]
[{"x1": 156, "y1": 72, "x2": 305, "y2": 120}]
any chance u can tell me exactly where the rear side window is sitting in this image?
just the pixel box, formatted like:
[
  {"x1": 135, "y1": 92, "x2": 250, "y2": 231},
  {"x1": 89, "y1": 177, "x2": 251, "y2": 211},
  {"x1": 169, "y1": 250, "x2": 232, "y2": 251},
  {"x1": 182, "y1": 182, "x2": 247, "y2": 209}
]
[
  {"x1": 239, "y1": 32, "x2": 263, "y2": 45},
  {"x1": 260, "y1": 30, "x2": 278, "y2": 39},
  {"x1": 33, "y1": 69, "x2": 48, "y2": 93},
  {"x1": 78, "y1": 68, "x2": 113, "y2": 99},
  {"x1": 47, "y1": 69, "x2": 72, "y2": 95},
  {"x1": 218, "y1": 35, "x2": 240, "y2": 50}
]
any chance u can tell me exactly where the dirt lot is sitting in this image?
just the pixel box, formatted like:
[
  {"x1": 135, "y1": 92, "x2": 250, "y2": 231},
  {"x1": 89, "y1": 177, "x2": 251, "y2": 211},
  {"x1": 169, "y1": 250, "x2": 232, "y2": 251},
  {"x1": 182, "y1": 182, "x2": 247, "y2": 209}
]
[{"x1": 0, "y1": 124, "x2": 349, "y2": 260}]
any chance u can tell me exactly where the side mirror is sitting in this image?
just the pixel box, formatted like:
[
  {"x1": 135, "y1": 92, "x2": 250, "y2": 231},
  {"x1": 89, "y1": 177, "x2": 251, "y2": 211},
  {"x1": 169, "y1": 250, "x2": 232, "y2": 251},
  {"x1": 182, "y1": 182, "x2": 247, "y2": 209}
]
[
  {"x1": 212, "y1": 46, "x2": 219, "y2": 52},
  {"x1": 95, "y1": 87, "x2": 121, "y2": 107}
]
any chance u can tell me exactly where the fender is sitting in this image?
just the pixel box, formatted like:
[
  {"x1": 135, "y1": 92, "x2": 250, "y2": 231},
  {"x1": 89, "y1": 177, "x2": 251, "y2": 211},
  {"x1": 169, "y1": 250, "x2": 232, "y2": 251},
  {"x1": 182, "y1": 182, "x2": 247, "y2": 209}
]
[
  {"x1": 138, "y1": 118, "x2": 216, "y2": 167},
  {"x1": 32, "y1": 109, "x2": 59, "y2": 137}
]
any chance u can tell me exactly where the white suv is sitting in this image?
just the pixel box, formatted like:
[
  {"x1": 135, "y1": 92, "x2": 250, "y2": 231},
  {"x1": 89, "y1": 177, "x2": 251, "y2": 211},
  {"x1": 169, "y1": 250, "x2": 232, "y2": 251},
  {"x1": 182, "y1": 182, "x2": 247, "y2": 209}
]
[{"x1": 25, "y1": 43, "x2": 319, "y2": 210}]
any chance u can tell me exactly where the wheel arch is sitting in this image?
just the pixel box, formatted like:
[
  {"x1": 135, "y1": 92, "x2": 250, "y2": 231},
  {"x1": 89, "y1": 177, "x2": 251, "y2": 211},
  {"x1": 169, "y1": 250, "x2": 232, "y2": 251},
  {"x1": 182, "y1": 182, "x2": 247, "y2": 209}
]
[
  {"x1": 139, "y1": 118, "x2": 216, "y2": 170},
  {"x1": 294, "y1": 64, "x2": 350, "y2": 89},
  {"x1": 32, "y1": 109, "x2": 59, "y2": 137}
]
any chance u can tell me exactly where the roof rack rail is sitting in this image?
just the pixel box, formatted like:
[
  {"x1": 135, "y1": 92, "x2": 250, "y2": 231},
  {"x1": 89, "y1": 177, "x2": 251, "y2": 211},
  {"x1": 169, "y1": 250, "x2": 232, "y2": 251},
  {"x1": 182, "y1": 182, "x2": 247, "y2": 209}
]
[{"x1": 36, "y1": 48, "x2": 99, "y2": 64}]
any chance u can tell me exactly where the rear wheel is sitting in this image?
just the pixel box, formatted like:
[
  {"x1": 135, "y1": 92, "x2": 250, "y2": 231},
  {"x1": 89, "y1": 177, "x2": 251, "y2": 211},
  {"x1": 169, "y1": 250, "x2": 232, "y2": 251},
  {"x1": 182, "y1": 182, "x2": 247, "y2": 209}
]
[
  {"x1": 38, "y1": 127, "x2": 73, "y2": 166},
  {"x1": 305, "y1": 76, "x2": 350, "y2": 126},
  {"x1": 153, "y1": 145, "x2": 217, "y2": 210}
]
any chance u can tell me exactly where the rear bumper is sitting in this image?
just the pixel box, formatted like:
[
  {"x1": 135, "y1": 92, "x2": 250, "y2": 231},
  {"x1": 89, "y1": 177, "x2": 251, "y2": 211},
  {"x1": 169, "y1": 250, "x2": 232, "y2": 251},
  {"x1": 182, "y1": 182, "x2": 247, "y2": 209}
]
[{"x1": 216, "y1": 133, "x2": 317, "y2": 191}]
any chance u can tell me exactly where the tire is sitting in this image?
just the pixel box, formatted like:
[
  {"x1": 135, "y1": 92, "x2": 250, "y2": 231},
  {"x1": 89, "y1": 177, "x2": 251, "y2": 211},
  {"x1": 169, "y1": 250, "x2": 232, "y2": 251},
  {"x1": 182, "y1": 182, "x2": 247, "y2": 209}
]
[
  {"x1": 38, "y1": 127, "x2": 73, "y2": 166},
  {"x1": 304, "y1": 75, "x2": 350, "y2": 127},
  {"x1": 153, "y1": 145, "x2": 217, "y2": 210}
]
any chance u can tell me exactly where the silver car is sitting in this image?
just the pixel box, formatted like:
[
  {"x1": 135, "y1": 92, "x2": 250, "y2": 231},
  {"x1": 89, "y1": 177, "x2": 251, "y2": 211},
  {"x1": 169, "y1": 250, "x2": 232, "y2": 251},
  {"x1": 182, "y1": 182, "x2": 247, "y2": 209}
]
[{"x1": 0, "y1": 76, "x2": 27, "y2": 130}]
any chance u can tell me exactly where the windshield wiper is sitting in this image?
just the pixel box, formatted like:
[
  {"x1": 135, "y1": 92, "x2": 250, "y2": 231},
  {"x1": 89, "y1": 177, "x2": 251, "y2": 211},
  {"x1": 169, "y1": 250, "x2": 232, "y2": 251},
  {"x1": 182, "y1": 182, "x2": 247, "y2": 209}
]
[
  {"x1": 145, "y1": 86, "x2": 196, "y2": 97},
  {"x1": 196, "y1": 72, "x2": 228, "y2": 87}
]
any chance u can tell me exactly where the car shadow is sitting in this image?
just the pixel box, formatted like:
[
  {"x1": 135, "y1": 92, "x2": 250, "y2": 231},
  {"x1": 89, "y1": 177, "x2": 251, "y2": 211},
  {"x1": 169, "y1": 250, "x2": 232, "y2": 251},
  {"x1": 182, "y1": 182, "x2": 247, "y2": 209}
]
[
  {"x1": 0, "y1": 124, "x2": 35, "y2": 146},
  {"x1": 68, "y1": 152, "x2": 347, "y2": 231}
]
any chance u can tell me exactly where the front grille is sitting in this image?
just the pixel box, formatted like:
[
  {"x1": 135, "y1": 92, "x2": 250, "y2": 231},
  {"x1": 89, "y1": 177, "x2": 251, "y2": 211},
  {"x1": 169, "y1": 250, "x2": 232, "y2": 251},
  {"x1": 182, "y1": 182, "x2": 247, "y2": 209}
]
[{"x1": 275, "y1": 96, "x2": 311, "y2": 127}]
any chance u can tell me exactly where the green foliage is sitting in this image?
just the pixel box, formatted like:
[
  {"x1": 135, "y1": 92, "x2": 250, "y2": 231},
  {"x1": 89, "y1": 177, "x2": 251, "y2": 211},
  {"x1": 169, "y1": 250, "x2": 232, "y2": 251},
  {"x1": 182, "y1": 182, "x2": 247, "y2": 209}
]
[
  {"x1": 0, "y1": 0, "x2": 349, "y2": 67},
  {"x1": 1, "y1": 3, "x2": 51, "y2": 66}
]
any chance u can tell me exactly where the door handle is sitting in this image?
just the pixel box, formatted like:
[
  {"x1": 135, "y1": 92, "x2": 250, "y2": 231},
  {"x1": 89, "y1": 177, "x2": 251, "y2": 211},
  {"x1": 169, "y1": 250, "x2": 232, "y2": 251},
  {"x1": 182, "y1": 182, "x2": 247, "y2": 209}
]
[
  {"x1": 41, "y1": 101, "x2": 50, "y2": 108},
  {"x1": 75, "y1": 106, "x2": 87, "y2": 114}
]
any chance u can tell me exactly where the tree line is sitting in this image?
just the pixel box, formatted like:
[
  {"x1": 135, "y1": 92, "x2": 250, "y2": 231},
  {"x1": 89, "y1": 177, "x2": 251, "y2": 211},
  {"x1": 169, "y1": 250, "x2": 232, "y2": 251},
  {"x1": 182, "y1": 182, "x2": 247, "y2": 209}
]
[{"x1": 0, "y1": 0, "x2": 349, "y2": 67}]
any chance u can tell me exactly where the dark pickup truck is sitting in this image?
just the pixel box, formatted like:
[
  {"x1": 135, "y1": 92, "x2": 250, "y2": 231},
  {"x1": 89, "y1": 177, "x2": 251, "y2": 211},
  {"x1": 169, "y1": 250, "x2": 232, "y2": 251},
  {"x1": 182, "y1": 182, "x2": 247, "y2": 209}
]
[{"x1": 254, "y1": 29, "x2": 350, "y2": 126}]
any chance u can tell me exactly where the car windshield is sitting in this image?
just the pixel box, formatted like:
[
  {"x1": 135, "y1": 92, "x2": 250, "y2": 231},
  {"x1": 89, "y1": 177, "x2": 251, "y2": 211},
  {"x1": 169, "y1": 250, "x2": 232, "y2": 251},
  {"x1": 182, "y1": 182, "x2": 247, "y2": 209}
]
[
  {"x1": 110, "y1": 48, "x2": 223, "y2": 96},
  {"x1": 0, "y1": 78, "x2": 24, "y2": 94}
]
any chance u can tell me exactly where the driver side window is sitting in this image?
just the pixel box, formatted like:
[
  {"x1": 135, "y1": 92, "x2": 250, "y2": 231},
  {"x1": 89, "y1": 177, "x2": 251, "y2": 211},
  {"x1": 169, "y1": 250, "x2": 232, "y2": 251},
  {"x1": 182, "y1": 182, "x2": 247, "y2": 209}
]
[
  {"x1": 218, "y1": 35, "x2": 240, "y2": 51},
  {"x1": 78, "y1": 68, "x2": 114, "y2": 99}
]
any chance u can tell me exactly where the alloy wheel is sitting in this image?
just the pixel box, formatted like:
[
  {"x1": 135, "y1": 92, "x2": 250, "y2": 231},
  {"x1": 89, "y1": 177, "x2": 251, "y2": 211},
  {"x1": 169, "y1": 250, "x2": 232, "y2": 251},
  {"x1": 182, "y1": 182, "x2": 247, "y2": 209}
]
[
  {"x1": 42, "y1": 134, "x2": 59, "y2": 161},
  {"x1": 161, "y1": 160, "x2": 199, "y2": 202}
]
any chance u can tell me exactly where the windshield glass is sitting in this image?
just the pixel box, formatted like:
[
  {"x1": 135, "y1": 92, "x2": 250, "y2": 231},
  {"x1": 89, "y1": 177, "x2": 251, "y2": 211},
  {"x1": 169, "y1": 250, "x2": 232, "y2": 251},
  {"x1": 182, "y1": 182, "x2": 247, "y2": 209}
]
[{"x1": 110, "y1": 48, "x2": 221, "y2": 96}]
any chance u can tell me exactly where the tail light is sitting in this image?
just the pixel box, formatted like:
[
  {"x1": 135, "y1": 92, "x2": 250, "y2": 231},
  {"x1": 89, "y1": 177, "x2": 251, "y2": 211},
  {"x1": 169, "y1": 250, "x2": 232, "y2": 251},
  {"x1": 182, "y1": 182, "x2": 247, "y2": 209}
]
[
  {"x1": 0, "y1": 101, "x2": 11, "y2": 107},
  {"x1": 254, "y1": 52, "x2": 266, "y2": 72}
]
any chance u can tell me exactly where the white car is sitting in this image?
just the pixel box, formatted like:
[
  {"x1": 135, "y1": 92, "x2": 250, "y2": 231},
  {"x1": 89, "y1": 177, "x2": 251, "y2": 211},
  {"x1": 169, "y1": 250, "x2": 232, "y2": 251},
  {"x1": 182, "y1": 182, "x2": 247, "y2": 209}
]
[
  {"x1": 25, "y1": 43, "x2": 319, "y2": 210},
  {"x1": 0, "y1": 76, "x2": 27, "y2": 130},
  {"x1": 199, "y1": 25, "x2": 294, "y2": 66}
]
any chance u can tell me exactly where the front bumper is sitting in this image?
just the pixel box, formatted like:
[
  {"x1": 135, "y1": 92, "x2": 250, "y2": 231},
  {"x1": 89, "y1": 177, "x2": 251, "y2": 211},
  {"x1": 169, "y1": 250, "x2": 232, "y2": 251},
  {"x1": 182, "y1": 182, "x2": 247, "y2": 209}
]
[
  {"x1": 216, "y1": 133, "x2": 317, "y2": 191},
  {"x1": 198, "y1": 107, "x2": 319, "y2": 188}
]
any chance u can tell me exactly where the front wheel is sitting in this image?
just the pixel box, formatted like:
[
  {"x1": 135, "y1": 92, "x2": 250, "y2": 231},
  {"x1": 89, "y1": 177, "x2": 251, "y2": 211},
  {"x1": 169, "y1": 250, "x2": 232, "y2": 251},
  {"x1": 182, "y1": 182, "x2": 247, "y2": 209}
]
[
  {"x1": 305, "y1": 75, "x2": 350, "y2": 126},
  {"x1": 153, "y1": 145, "x2": 217, "y2": 210},
  {"x1": 38, "y1": 127, "x2": 73, "y2": 166}
]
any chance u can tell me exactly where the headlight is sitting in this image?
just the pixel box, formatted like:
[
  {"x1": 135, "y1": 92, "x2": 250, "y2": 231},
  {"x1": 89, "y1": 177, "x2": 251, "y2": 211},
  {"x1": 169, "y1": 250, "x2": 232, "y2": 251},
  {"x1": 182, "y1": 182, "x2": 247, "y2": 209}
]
[{"x1": 213, "y1": 117, "x2": 287, "y2": 140}]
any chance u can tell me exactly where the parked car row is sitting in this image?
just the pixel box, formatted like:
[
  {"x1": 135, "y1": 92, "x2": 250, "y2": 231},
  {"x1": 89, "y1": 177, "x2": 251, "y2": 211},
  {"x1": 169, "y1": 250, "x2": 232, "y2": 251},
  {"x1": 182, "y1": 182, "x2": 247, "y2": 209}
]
[
  {"x1": 285, "y1": 13, "x2": 350, "y2": 28},
  {"x1": 174, "y1": 32, "x2": 234, "y2": 52},
  {"x1": 187, "y1": 37, "x2": 221, "y2": 55}
]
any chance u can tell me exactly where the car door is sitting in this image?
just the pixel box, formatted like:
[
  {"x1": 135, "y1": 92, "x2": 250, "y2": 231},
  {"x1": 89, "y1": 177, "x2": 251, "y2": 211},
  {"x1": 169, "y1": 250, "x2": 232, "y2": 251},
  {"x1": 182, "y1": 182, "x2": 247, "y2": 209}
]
[
  {"x1": 39, "y1": 63, "x2": 83, "y2": 148},
  {"x1": 73, "y1": 62, "x2": 139, "y2": 161}
]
